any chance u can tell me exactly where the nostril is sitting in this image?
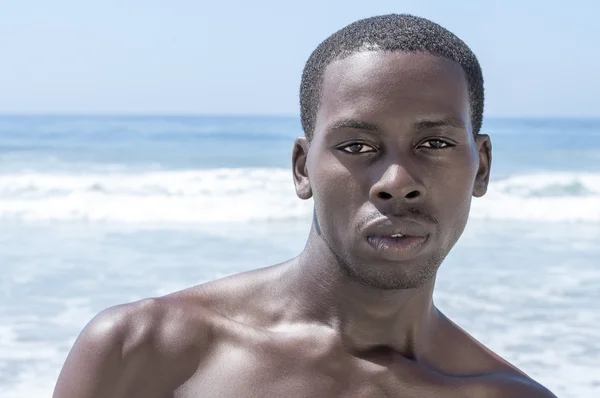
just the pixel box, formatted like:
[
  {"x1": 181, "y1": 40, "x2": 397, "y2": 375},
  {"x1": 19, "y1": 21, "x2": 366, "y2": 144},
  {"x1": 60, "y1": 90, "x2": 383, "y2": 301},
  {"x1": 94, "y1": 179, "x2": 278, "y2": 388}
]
[
  {"x1": 377, "y1": 192, "x2": 392, "y2": 200},
  {"x1": 405, "y1": 190, "x2": 420, "y2": 199}
]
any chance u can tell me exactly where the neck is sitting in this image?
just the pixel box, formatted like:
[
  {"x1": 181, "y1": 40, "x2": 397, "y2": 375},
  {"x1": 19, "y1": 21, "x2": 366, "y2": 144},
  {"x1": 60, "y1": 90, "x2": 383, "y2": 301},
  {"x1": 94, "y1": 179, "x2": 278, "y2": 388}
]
[{"x1": 278, "y1": 224, "x2": 439, "y2": 358}]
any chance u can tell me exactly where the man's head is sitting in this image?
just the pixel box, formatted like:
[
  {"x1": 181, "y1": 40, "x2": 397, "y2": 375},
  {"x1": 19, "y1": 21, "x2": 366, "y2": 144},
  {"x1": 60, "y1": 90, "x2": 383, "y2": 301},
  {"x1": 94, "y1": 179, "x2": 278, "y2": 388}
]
[{"x1": 292, "y1": 14, "x2": 492, "y2": 290}]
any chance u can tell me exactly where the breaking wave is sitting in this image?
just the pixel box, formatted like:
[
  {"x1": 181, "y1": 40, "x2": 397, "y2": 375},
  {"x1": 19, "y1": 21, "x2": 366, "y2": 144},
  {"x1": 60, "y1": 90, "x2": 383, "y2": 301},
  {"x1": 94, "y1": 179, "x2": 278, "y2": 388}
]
[{"x1": 0, "y1": 169, "x2": 598, "y2": 223}]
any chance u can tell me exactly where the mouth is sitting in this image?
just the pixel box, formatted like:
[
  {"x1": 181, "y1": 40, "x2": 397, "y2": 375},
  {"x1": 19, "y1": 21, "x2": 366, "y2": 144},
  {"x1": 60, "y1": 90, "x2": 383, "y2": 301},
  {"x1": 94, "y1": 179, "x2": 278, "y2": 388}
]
[{"x1": 366, "y1": 234, "x2": 429, "y2": 261}]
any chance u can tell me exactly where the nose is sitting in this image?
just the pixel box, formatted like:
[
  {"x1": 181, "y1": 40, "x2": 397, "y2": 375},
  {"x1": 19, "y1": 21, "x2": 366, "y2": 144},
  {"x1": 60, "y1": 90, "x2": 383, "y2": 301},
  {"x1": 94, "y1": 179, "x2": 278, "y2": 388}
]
[{"x1": 369, "y1": 162, "x2": 426, "y2": 205}]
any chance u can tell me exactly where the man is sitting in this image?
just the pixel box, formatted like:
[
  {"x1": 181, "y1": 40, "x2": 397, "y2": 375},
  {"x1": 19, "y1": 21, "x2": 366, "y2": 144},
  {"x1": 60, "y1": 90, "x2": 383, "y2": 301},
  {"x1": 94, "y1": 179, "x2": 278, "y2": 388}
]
[{"x1": 53, "y1": 14, "x2": 556, "y2": 397}]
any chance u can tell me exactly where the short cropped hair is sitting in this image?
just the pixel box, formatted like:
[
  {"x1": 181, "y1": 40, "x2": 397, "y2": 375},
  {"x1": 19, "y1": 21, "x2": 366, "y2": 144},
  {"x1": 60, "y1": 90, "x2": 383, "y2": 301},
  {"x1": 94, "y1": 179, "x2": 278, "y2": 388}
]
[{"x1": 299, "y1": 14, "x2": 484, "y2": 139}]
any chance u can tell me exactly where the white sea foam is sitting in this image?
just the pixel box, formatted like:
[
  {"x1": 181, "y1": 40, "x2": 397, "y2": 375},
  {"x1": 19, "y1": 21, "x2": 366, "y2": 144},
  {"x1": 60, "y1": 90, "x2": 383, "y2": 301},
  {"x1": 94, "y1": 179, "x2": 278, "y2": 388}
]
[
  {"x1": 471, "y1": 172, "x2": 600, "y2": 222},
  {"x1": 0, "y1": 169, "x2": 598, "y2": 223}
]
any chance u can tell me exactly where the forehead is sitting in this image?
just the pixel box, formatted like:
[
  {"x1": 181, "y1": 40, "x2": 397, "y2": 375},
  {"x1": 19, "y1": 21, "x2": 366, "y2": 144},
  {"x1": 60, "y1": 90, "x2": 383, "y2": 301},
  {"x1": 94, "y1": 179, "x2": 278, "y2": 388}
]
[{"x1": 315, "y1": 51, "x2": 470, "y2": 134}]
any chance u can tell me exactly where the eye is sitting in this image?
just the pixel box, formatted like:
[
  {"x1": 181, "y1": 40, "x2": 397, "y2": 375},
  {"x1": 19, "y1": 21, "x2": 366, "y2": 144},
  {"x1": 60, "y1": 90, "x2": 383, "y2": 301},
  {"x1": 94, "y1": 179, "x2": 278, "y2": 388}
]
[
  {"x1": 339, "y1": 142, "x2": 377, "y2": 154},
  {"x1": 419, "y1": 139, "x2": 454, "y2": 149}
]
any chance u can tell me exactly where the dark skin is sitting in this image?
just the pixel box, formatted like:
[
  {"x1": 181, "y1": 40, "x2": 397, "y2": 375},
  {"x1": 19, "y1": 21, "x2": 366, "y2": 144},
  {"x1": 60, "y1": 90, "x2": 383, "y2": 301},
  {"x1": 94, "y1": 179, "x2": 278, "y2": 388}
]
[{"x1": 53, "y1": 51, "x2": 556, "y2": 397}]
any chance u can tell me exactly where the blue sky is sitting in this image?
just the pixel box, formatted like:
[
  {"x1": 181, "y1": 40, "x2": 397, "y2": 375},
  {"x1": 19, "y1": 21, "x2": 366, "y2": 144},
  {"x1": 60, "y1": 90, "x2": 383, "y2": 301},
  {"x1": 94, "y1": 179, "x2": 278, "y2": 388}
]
[{"x1": 1, "y1": 0, "x2": 598, "y2": 117}]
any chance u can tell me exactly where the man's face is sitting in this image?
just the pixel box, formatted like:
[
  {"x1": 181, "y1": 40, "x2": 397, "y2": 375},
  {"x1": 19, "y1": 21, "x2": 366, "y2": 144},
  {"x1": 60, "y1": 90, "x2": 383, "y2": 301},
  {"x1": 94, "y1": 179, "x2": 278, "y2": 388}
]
[{"x1": 293, "y1": 51, "x2": 491, "y2": 290}]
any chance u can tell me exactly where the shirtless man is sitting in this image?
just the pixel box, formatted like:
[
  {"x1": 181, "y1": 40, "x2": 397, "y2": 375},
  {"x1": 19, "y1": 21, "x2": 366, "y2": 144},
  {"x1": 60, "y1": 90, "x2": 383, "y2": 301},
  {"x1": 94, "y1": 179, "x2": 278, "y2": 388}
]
[{"x1": 53, "y1": 14, "x2": 557, "y2": 398}]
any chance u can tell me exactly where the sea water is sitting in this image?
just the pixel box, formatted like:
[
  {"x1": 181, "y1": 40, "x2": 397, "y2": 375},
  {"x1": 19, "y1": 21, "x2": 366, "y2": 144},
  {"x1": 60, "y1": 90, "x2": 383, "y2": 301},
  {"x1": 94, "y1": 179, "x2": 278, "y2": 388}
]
[{"x1": 0, "y1": 115, "x2": 599, "y2": 397}]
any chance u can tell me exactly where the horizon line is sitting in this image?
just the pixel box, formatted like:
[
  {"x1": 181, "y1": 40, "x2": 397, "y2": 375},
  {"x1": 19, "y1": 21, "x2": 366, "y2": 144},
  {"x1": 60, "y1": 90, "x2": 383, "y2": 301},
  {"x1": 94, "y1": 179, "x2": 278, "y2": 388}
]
[{"x1": 0, "y1": 112, "x2": 599, "y2": 121}]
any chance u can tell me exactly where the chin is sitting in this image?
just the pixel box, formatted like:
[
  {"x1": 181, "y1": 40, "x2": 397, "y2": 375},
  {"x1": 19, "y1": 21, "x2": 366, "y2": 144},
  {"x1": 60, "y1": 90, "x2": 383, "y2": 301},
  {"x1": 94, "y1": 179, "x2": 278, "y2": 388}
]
[{"x1": 342, "y1": 258, "x2": 439, "y2": 291}]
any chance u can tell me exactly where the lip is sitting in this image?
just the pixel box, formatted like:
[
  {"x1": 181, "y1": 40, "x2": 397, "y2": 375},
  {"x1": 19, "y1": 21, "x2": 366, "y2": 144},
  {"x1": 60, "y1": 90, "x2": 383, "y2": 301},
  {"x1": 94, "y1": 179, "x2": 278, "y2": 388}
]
[
  {"x1": 362, "y1": 217, "x2": 432, "y2": 239},
  {"x1": 362, "y1": 217, "x2": 432, "y2": 261},
  {"x1": 366, "y1": 234, "x2": 429, "y2": 261}
]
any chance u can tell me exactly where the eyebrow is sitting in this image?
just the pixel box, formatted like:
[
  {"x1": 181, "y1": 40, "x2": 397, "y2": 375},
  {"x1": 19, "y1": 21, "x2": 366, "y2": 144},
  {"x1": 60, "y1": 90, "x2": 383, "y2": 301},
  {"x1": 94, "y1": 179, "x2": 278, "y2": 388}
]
[
  {"x1": 327, "y1": 119, "x2": 381, "y2": 132},
  {"x1": 326, "y1": 116, "x2": 466, "y2": 134},
  {"x1": 412, "y1": 116, "x2": 466, "y2": 130}
]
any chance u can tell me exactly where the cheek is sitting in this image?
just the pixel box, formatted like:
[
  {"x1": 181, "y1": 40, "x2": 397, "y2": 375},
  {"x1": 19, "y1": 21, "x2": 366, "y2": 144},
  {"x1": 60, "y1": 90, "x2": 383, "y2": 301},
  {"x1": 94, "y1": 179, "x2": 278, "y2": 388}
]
[
  {"x1": 310, "y1": 151, "x2": 342, "y2": 195},
  {"x1": 314, "y1": 169, "x2": 354, "y2": 214},
  {"x1": 429, "y1": 151, "x2": 478, "y2": 207},
  {"x1": 310, "y1": 154, "x2": 363, "y2": 224},
  {"x1": 430, "y1": 161, "x2": 476, "y2": 248},
  {"x1": 442, "y1": 158, "x2": 479, "y2": 219}
]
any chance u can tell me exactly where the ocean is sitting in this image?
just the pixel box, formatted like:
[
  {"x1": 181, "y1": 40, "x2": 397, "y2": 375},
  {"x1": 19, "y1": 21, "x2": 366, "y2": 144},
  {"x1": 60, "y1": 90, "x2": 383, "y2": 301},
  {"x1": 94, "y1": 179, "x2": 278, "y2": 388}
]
[{"x1": 0, "y1": 115, "x2": 599, "y2": 397}]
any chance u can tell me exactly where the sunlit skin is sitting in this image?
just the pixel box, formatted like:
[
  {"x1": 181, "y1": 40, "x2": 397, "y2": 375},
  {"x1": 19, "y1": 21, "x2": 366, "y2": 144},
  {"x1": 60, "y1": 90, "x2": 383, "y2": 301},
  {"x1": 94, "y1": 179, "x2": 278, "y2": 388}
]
[
  {"x1": 296, "y1": 51, "x2": 488, "y2": 292},
  {"x1": 52, "y1": 51, "x2": 556, "y2": 398}
]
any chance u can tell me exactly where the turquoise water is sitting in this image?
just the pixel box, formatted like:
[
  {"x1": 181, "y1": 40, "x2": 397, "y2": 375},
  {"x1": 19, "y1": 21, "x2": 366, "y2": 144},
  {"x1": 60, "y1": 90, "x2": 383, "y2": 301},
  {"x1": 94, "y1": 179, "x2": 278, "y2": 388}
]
[{"x1": 1, "y1": 115, "x2": 599, "y2": 397}]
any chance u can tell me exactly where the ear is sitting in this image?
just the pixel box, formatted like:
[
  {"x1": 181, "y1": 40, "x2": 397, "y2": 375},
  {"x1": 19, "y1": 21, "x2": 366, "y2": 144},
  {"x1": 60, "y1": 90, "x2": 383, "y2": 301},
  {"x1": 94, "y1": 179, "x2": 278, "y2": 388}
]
[
  {"x1": 473, "y1": 134, "x2": 492, "y2": 198},
  {"x1": 292, "y1": 137, "x2": 313, "y2": 200}
]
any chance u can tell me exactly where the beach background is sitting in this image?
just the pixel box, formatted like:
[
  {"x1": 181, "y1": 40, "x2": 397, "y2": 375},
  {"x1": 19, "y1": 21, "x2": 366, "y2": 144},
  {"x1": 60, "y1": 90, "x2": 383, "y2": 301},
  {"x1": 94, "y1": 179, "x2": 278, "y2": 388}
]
[{"x1": 0, "y1": 115, "x2": 599, "y2": 397}]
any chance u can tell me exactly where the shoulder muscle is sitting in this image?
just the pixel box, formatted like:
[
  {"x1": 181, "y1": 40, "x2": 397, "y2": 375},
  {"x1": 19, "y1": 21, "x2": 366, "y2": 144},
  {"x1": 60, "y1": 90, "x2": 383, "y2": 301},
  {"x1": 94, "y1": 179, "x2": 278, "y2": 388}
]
[
  {"x1": 53, "y1": 298, "x2": 211, "y2": 398},
  {"x1": 472, "y1": 373, "x2": 557, "y2": 398}
]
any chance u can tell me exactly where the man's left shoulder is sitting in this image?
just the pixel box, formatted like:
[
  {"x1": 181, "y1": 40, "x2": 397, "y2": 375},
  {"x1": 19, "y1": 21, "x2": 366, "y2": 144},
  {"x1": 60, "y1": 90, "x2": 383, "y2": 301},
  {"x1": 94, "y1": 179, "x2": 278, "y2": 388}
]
[
  {"x1": 435, "y1": 313, "x2": 556, "y2": 397},
  {"x1": 470, "y1": 373, "x2": 557, "y2": 398}
]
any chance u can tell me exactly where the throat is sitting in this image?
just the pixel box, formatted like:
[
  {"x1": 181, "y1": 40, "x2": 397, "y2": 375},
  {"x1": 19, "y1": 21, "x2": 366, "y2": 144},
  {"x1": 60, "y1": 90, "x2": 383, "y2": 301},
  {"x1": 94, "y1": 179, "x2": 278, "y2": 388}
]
[{"x1": 277, "y1": 240, "x2": 440, "y2": 360}]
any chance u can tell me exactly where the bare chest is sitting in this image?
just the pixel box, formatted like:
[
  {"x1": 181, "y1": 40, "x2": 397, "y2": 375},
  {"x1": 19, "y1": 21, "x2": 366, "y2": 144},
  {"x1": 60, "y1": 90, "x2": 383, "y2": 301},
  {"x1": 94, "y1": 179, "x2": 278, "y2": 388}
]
[{"x1": 172, "y1": 342, "x2": 468, "y2": 398}]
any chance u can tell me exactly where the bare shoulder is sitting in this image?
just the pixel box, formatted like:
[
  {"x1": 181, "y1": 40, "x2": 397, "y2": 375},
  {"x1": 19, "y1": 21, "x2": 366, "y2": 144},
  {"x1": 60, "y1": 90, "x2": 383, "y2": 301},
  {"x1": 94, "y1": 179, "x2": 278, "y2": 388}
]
[
  {"x1": 467, "y1": 373, "x2": 557, "y2": 398},
  {"x1": 433, "y1": 311, "x2": 556, "y2": 397},
  {"x1": 53, "y1": 294, "x2": 216, "y2": 398},
  {"x1": 111, "y1": 294, "x2": 215, "y2": 358}
]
